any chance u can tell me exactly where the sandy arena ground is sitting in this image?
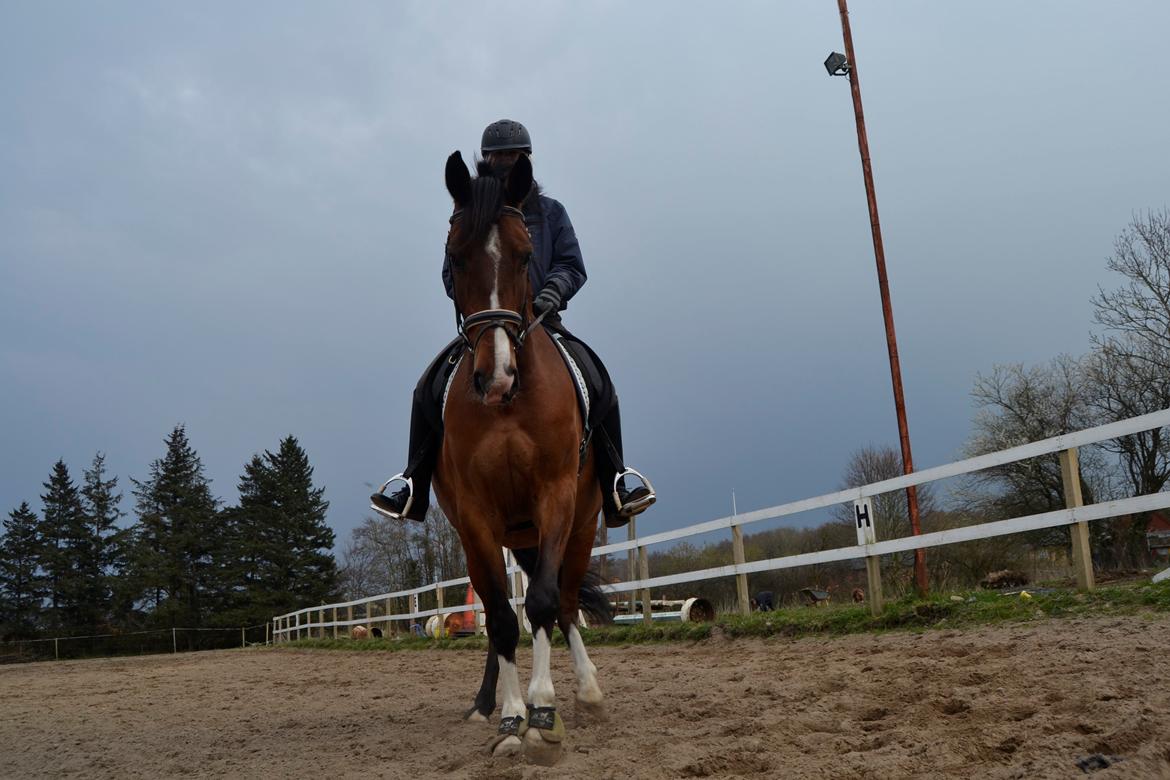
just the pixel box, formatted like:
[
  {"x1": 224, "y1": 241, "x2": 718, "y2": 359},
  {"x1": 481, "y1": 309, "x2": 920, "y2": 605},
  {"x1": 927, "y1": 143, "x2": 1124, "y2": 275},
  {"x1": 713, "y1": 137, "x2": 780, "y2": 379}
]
[{"x1": 2, "y1": 615, "x2": 1170, "y2": 779}]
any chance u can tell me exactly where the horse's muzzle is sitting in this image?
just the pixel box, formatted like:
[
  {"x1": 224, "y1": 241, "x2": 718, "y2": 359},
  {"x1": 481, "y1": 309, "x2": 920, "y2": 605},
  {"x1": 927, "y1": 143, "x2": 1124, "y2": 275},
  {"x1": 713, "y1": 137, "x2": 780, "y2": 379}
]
[{"x1": 474, "y1": 369, "x2": 517, "y2": 406}]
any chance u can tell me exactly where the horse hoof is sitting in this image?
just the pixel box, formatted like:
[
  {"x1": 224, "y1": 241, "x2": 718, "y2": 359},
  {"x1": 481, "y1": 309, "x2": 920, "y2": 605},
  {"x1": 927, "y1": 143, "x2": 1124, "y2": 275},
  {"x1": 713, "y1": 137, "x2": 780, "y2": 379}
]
[
  {"x1": 523, "y1": 728, "x2": 564, "y2": 766},
  {"x1": 488, "y1": 735, "x2": 522, "y2": 757},
  {"x1": 463, "y1": 704, "x2": 490, "y2": 723}
]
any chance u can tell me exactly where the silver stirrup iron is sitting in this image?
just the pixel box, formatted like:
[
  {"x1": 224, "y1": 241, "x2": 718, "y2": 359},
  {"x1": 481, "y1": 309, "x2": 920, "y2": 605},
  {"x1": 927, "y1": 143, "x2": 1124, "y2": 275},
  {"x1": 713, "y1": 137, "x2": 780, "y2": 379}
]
[
  {"x1": 370, "y1": 474, "x2": 413, "y2": 520},
  {"x1": 613, "y1": 468, "x2": 656, "y2": 518}
]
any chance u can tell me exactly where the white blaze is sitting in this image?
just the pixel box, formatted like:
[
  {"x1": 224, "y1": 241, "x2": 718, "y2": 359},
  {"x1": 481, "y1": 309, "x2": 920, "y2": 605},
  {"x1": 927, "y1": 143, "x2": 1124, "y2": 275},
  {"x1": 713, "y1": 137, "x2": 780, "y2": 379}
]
[{"x1": 485, "y1": 227, "x2": 511, "y2": 384}]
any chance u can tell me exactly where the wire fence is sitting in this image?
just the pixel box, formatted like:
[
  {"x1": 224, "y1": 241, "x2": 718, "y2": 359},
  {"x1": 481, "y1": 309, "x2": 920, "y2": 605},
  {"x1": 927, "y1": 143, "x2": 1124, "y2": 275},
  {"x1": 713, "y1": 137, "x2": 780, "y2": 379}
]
[{"x1": 0, "y1": 625, "x2": 270, "y2": 665}]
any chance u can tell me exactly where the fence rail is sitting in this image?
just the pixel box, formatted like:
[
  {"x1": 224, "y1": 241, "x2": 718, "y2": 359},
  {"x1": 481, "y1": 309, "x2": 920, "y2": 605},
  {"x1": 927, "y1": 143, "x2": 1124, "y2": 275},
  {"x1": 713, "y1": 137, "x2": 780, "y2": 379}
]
[
  {"x1": 272, "y1": 407, "x2": 1170, "y2": 640},
  {"x1": 1, "y1": 625, "x2": 269, "y2": 664}
]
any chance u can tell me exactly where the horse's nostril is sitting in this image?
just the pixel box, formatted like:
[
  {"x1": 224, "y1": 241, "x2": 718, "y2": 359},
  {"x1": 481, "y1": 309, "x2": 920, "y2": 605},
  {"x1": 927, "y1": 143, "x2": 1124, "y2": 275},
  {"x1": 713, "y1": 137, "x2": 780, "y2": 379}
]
[
  {"x1": 473, "y1": 371, "x2": 485, "y2": 396},
  {"x1": 505, "y1": 364, "x2": 516, "y2": 378}
]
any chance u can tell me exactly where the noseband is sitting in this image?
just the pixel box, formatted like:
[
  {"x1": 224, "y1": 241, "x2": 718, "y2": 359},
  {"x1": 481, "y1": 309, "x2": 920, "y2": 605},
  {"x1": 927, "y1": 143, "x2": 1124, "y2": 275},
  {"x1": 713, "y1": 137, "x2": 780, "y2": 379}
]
[{"x1": 449, "y1": 205, "x2": 550, "y2": 355}]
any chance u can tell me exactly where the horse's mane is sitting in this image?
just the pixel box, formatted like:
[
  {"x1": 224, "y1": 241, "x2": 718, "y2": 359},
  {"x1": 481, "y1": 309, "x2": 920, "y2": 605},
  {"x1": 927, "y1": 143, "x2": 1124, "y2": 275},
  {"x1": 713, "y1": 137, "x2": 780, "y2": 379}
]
[{"x1": 448, "y1": 160, "x2": 540, "y2": 256}]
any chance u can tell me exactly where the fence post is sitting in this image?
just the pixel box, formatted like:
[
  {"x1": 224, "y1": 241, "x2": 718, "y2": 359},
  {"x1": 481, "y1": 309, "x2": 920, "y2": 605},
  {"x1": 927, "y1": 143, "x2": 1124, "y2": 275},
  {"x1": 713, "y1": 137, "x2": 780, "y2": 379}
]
[
  {"x1": 599, "y1": 523, "x2": 609, "y2": 583},
  {"x1": 1059, "y1": 448, "x2": 1095, "y2": 591},
  {"x1": 54, "y1": 637, "x2": 59, "y2": 661},
  {"x1": 346, "y1": 605, "x2": 354, "y2": 637},
  {"x1": 330, "y1": 607, "x2": 337, "y2": 639},
  {"x1": 638, "y1": 545, "x2": 652, "y2": 626},
  {"x1": 855, "y1": 498, "x2": 883, "y2": 616},
  {"x1": 436, "y1": 583, "x2": 445, "y2": 638},
  {"x1": 384, "y1": 597, "x2": 393, "y2": 637},
  {"x1": 864, "y1": 557, "x2": 883, "y2": 617},
  {"x1": 731, "y1": 523, "x2": 750, "y2": 616},
  {"x1": 241, "y1": 627, "x2": 246, "y2": 648},
  {"x1": 172, "y1": 627, "x2": 177, "y2": 654},
  {"x1": 627, "y1": 518, "x2": 637, "y2": 614},
  {"x1": 516, "y1": 566, "x2": 528, "y2": 633},
  {"x1": 266, "y1": 622, "x2": 271, "y2": 646},
  {"x1": 507, "y1": 550, "x2": 526, "y2": 632}
]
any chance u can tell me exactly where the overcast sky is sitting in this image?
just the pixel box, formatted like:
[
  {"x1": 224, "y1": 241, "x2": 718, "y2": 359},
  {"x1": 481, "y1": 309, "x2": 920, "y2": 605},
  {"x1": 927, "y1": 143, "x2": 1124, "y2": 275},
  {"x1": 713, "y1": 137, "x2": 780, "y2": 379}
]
[{"x1": 3, "y1": 2, "x2": 1168, "y2": 551}]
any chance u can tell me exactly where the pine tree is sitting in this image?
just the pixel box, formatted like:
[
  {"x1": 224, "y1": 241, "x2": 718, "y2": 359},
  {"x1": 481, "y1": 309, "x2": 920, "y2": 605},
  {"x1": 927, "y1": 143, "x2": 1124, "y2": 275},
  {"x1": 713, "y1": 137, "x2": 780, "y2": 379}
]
[
  {"x1": 218, "y1": 455, "x2": 277, "y2": 623},
  {"x1": 1, "y1": 503, "x2": 45, "y2": 639},
  {"x1": 38, "y1": 460, "x2": 87, "y2": 632},
  {"x1": 225, "y1": 436, "x2": 337, "y2": 624},
  {"x1": 270, "y1": 436, "x2": 337, "y2": 604},
  {"x1": 77, "y1": 453, "x2": 125, "y2": 631},
  {"x1": 129, "y1": 426, "x2": 222, "y2": 629}
]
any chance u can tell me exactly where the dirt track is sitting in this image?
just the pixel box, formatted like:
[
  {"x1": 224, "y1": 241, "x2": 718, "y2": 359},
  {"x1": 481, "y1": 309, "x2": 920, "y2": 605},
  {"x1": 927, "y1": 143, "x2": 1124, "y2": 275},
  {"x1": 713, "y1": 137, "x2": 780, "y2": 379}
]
[{"x1": 2, "y1": 615, "x2": 1169, "y2": 779}]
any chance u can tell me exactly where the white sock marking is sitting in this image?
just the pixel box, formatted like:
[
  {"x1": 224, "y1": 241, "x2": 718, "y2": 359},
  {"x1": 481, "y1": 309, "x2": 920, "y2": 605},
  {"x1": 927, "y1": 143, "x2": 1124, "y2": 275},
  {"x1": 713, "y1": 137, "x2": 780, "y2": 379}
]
[
  {"x1": 499, "y1": 655, "x2": 526, "y2": 722},
  {"x1": 567, "y1": 624, "x2": 603, "y2": 704},
  {"x1": 528, "y1": 628, "x2": 556, "y2": 707}
]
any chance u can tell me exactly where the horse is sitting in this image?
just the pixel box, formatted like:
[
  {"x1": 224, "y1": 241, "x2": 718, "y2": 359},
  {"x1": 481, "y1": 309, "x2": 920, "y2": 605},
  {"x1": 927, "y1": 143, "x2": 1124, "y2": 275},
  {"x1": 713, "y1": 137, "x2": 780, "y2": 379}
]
[{"x1": 432, "y1": 151, "x2": 610, "y2": 765}]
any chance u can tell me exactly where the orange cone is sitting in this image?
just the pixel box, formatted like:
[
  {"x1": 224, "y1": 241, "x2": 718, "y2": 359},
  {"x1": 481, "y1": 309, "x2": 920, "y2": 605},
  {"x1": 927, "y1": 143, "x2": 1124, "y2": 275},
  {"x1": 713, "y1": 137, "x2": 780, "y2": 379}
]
[{"x1": 461, "y1": 586, "x2": 477, "y2": 633}]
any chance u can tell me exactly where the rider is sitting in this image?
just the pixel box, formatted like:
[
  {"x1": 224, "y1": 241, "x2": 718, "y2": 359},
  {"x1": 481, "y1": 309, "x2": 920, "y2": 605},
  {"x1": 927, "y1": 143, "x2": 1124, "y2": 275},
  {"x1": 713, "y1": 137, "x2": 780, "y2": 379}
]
[{"x1": 371, "y1": 119, "x2": 654, "y2": 529}]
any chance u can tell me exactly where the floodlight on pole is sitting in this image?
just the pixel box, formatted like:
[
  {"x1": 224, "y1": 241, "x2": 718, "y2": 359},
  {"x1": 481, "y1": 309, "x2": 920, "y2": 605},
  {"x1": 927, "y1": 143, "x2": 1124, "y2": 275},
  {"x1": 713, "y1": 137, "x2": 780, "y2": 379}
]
[
  {"x1": 824, "y1": 52, "x2": 850, "y2": 77},
  {"x1": 827, "y1": 0, "x2": 928, "y2": 596}
]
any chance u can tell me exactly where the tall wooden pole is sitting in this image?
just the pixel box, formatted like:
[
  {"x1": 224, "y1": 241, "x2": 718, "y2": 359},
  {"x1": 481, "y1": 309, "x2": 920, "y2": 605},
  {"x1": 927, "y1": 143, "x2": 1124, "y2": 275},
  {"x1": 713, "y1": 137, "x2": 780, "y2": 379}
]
[{"x1": 836, "y1": 0, "x2": 927, "y2": 595}]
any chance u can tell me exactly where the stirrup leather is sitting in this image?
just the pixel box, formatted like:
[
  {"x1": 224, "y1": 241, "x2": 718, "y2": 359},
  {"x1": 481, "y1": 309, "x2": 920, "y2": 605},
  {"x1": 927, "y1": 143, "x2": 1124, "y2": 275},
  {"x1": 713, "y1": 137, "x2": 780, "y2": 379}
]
[
  {"x1": 370, "y1": 474, "x2": 413, "y2": 520},
  {"x1": 613, "y1": 468, "x2": 656, "y2": 518}
]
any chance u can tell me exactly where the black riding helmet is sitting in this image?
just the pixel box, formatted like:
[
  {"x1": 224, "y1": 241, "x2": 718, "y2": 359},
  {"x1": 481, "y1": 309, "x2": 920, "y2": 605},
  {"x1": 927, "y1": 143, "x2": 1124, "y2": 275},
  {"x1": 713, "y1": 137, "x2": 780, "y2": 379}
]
[{"x1": 481, "y1": 119, "x2": 532, "y2": 154}]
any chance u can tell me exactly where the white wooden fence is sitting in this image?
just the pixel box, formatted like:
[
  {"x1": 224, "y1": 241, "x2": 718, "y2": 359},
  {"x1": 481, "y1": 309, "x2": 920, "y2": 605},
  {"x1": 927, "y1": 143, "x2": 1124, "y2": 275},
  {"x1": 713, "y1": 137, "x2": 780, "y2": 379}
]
[{"x1": 272, "y1": 408, "x2": 1170, "y2": 640}]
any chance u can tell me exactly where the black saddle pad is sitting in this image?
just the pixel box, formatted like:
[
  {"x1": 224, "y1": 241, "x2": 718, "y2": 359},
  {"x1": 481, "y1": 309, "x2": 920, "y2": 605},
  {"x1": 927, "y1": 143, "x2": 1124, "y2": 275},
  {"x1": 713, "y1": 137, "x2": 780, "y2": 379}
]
[
  {"x1": 424, "y1": 338, "x2": 464, "y2": 430},
  {"x1": 550, "y1": 332, "x2": 610, "y2": 431}
]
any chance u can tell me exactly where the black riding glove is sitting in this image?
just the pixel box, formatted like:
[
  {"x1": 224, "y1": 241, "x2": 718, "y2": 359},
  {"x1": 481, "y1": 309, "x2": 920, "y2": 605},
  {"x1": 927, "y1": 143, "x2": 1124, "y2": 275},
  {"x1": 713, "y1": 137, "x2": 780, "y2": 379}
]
[{"x1": 533, "y1": 286, "x2": 562, "y2": 316}]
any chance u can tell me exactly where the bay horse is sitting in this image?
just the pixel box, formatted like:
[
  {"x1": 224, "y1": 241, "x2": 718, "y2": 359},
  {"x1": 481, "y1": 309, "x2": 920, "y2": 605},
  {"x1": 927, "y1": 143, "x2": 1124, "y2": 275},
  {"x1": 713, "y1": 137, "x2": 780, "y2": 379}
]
[{"x1": 433, "y1": 151, "x2": 610, "y2": 764}]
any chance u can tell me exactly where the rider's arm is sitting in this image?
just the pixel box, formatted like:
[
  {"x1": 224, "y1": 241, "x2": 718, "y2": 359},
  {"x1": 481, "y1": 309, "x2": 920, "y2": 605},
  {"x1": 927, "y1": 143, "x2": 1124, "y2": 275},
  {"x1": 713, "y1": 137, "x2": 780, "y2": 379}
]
[{"x1": 543, "y1": 200, "x2": 587, "y2": 308}]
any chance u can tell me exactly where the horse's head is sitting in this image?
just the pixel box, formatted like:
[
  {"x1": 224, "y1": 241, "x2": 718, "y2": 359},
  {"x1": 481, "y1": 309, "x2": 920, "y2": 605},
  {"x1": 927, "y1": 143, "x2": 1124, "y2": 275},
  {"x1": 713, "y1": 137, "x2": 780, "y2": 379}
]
[{"x1": 445, "y1": 150, "x2": 534, "y2": 406}]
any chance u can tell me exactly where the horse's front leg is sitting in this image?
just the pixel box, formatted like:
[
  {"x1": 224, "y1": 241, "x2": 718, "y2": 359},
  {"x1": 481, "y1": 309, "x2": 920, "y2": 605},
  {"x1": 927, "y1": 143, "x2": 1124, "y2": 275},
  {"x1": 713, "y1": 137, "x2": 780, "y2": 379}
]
[
  {"x1": 463, "y1": 645, "x2": 499, "y2": 722},
  {"x1": 521, "y1": 485, "x2": 575, "y2": 766},
  {"x1": 459, "y1": 522, "x2": 526, "y2": 757}
]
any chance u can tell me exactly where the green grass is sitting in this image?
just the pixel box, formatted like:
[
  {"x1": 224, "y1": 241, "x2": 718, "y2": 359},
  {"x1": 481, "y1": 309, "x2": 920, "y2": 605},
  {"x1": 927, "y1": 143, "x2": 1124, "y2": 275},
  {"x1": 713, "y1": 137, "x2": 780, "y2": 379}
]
[{"x1": 275, "y1": 578, "x2": 1170, "y2": 653}]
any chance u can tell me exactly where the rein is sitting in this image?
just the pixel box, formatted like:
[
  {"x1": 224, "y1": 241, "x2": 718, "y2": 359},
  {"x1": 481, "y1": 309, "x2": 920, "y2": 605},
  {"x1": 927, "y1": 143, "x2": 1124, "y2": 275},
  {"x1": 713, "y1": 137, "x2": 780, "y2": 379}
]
[{"x1": 449, "y1": 205, "x2": 549, "y2": 354}]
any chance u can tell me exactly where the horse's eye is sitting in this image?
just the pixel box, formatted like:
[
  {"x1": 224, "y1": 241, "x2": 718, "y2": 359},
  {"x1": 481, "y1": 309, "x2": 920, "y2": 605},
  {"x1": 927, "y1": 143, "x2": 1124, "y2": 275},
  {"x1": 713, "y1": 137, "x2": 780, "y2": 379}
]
[{"x1": 521, "y1": 252, "x2": 533, "y2": 267}]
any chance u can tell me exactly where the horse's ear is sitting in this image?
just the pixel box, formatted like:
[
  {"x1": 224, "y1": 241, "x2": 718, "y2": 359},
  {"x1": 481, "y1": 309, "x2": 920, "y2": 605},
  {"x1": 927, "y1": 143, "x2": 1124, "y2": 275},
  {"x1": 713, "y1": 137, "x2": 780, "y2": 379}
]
[
  {"x1": 504, "y1": 154, "x2": 532, "y2": 207},
  {"x1": 445, "y1": 151, "x2": 471, "y2": 206}
]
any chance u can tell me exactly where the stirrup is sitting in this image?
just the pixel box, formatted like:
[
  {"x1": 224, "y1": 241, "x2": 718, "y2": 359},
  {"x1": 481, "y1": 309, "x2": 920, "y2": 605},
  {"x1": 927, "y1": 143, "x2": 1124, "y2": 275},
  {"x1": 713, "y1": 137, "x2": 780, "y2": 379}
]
[
  {"x1": 370, "y1": 474, "x2": 413, "y2": 520},
  {"x1": 613, "y1": 468, "x2": 656, "y2": 518}
]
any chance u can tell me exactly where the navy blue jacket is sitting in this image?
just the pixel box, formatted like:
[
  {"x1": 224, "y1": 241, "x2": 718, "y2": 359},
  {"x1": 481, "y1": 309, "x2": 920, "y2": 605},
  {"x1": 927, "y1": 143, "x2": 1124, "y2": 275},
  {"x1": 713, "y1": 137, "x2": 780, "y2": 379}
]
[{"x1": 443, "y1": 193, "x2": 587, "y2": 312}]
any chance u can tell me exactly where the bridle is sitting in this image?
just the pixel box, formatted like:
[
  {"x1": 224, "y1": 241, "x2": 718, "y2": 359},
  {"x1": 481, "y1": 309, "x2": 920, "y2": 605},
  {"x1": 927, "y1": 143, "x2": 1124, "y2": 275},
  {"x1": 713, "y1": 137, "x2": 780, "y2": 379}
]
[{"x1": 449, "y1": 205, "x2": 551, "y2": 356}]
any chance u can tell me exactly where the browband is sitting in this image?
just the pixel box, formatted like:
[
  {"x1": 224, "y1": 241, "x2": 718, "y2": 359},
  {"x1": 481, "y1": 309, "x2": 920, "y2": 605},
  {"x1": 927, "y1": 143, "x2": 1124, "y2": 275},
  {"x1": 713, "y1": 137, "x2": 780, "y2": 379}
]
[{"x1": 449, "y1": 205, "x2": 525, "y2": 225}]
